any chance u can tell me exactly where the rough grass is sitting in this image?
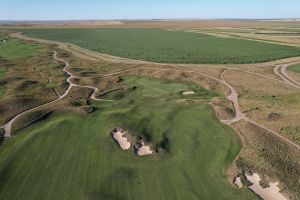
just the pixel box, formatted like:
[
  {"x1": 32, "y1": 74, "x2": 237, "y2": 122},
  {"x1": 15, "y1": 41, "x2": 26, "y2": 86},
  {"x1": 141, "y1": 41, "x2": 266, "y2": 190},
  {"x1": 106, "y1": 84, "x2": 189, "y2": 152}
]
[
  {"x1": 0, "y1": 76, "x2": 256, "y2": 200},
  {"x1": 0, "y1": 67, "x2": 6, "y2": 79},
  {"x1": 289, "y1": 63, "x2": 300, "y2": 73},
  {"x1": 0, "y1": 67, "x2": 6, "y2": 97},
  {"x1": 0, "y1": 89, "x2": 5, "y2": 97},
  {"x1": 0, "y1": 38, "x2": 40, "y2": 60},
  {"x1": 20, "y1": 28, "x2": 300, "y2": 64}
]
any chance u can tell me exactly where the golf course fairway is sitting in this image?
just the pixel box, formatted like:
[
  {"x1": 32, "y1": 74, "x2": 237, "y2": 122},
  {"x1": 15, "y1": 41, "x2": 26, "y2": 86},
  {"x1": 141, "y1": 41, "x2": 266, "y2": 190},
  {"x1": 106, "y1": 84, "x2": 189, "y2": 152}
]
[{"x1": 0, "y1": 76, "x2": 256, "y2": 200}]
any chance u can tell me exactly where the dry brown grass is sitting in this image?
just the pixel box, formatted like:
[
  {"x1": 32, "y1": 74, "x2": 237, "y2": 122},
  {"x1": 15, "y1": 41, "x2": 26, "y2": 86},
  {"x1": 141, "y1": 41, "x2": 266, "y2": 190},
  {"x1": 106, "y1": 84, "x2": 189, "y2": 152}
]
[
  {"x1": 233, "y1": 119, "x2": 300, "y2": 199},
  {"x1": 2, "y1": 20, "x2": 300, "y2": 29},
  {"x1": 287, "y1": 70, "x2": 300, "y2": 84},
  {"x1": 0, "y1": 44, "x2": 67, "y2": 125},
  {"x1": 12, "y1": 86, "x2": 94, "y2": 133},
  {"x1": 224, "y1": 69, "x2": 300, "y2": 145}
]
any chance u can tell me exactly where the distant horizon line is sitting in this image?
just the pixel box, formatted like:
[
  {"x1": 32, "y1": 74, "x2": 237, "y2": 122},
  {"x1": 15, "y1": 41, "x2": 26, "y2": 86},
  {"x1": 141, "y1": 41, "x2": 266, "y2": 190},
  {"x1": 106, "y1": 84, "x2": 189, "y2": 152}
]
[{"x1": 1, "y1": 17, "x2": 300, "y2": 22}]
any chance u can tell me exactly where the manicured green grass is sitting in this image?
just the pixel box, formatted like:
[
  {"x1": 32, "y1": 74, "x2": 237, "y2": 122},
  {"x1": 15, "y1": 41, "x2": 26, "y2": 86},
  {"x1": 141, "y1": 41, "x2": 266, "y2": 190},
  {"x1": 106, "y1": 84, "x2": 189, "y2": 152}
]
[
  {"x1": 44, "y1": 83, "x2": 58, "y2": 89},
  {"x1": 21, "y1": 28, "x2": 300, "y2": 64},
  {"x1": 289, "y1": 63, "x2": 300, "y2": 73},
  {"x1": 0, "y1": 38, "x2": 40, "y2": 60},
  {"x1": 0, "y1": 76, "x2": 256, "y2": 200}
]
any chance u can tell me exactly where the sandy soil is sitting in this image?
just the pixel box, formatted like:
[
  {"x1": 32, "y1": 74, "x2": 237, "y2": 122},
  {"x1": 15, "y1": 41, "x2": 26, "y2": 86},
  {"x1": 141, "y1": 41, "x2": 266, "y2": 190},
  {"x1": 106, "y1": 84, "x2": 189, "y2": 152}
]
[
  {"x1": 246, "y1": 173, "x2": 287, "y2": 200},
  {"x1": 112, "y1": 129, "x2": 131, "y2": 150},
  {"x1": 182, "y1": 91, "x2": 195, "y2": 95},
  {"x1": 135, "y1": 142, "x2": 153, "y2": 156},
  {"x1": 234, "y1": 177, "x2": 243, "y2": 188}
]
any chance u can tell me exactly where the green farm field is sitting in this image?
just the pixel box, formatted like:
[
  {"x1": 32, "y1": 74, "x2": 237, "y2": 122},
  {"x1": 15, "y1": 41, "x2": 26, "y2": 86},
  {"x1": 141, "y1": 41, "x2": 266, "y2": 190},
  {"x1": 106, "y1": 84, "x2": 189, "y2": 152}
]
[
  {"x1": 0, "y1": 76, "x2": 256, "y2": 200},
  {"x1": 20, "y1": 28, "x2": 300, "y2": 64}
]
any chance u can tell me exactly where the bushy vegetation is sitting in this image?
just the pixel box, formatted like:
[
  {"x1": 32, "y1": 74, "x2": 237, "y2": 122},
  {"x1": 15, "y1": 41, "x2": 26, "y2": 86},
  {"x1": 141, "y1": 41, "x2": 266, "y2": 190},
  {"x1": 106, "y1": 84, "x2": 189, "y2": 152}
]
[
  {"x1": 235, "y1": 121, "x2": 300, "y2": 198},
  {"x1": 0, "y1": 76, "x2": 255, "y2": 200},
  {"x1": 21, "y1": 28, "x2": 300, "y2": 64}
]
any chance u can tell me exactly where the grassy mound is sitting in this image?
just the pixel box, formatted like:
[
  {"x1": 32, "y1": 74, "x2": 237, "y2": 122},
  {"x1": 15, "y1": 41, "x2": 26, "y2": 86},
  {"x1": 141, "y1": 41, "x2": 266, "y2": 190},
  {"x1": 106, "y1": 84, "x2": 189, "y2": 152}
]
[
  {"x1": 0, "y1": 76, "x2": 256, "y2": 199},
  {"x1": 21, "y1": 28, "x2": 300, "y2": 64}
]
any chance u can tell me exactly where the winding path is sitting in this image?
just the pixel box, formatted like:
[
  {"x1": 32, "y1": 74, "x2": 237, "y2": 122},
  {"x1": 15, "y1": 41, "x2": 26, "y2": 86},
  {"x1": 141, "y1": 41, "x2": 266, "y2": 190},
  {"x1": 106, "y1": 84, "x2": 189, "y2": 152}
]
[
  {"x1": 274, "y1": 64, "x2": 300, "y2": 89},
  {"x1": 0, "y1": 51, "x2": 111, "y2": 137}
]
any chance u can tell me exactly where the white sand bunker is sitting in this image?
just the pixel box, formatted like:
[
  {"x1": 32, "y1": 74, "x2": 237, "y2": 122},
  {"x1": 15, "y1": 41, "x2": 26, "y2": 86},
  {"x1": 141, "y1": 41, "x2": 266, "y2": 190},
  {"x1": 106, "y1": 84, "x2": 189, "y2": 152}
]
[
  {"x1": 111, "y1": 129, "x2": 131, "y2": 150},
  {"x1": 111, "y1": 128, "x2": 154, "y2": 156},
  {"x1": 182, "y1": 91, "x2": 195, "y2": 95},
  {"x1": 234, "y1": 177, "x2": 243, "y2": 188},
  {"x1": 135, "y1": 142, "x2": 153, "y2": 156},
  {"x1": 246, "y1": 173, "x2": 287, "y2": 200}
]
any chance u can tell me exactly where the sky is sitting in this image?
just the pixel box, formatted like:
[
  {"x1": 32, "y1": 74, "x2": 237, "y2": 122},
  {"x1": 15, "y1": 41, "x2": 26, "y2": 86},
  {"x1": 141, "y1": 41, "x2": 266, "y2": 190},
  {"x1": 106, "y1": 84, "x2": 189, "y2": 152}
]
[{"x1": 1, "y1": 0, "x2": 300, "y2": 21}]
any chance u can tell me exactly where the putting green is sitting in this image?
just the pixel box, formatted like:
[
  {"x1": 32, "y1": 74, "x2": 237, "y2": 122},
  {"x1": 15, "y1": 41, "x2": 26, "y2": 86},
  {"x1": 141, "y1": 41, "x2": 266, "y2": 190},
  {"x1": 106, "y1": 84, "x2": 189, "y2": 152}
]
[
  {"x1": 0, "y1": 76, "x2": 256, "y2": 200},
  {"x1": 0, "y1": 38, "x2": 40, "y2": 60}
]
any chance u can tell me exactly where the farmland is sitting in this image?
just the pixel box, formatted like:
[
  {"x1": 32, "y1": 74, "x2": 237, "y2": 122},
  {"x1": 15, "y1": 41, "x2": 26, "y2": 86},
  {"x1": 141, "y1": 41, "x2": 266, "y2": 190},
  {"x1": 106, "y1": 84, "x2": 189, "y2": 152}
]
[
  {"x1": 0, "y1": 76, "x2": 256, "y2": 200},
  {"x1": 20, "y1": 28, "x2": 300, "y2": 64}
]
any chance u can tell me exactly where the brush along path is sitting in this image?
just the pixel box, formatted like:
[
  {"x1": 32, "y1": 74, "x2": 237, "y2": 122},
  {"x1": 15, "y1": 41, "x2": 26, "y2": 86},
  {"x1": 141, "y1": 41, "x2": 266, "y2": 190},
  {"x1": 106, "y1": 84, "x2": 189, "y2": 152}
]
[{"x1": 0, "y1": 51, "x2": 110, "y2": 137}]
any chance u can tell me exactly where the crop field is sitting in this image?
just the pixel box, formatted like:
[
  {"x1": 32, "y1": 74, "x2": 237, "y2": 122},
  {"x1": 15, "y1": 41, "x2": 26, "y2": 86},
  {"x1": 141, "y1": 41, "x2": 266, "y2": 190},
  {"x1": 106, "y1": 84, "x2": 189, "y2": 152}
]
[
  {"x1": 20, "y1": 28, "x2": 300, "y2": 64},
  {"x1": 0, "y1": 76, "x2": 256, "y2": 200},
  {"x1": 0, "y1": 38, "x2": 40, "y2": 60},
  {"x1": 289, "y1": 63, "x2": 300, "y2": 73}
]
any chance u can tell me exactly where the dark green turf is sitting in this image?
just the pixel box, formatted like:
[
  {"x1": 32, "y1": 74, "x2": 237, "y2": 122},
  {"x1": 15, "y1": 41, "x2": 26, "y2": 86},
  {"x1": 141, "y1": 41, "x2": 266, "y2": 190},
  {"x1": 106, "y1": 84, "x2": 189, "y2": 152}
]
[
  {"x1": 0, "y1": 38, "x2": 40, "y2": 60},
  {"x1": 289, "y1": 64, "x2": 300, "y2": 73},
  {"x1": 0, "y1": 76, "x2": 256, "y2": 200},
  {"x1": 20, "y1": 28, "x2": 300, "y2": 64}
]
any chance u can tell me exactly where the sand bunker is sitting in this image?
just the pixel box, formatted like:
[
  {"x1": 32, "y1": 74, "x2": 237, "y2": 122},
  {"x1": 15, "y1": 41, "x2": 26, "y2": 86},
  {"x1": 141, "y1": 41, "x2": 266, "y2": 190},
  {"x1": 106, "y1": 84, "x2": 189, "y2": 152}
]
[
  {"x1": 111, "y1": 128, "x2": 154, "y2": 156},
  {"x1": 246, "y1": 173, "x2": 287, "y2": 200},
  {"x1": 135, "y1": 142, "x2": 153, "y2": 156},
  {"x1": 112, "y1": 129, "x2": 131, "y2": 150},
  {"x1": 234, "y1": 177, "x2": 243, "y2": 188},
  {"x1": 182, "y1": 91, "x2": 195, "y2": 95}
]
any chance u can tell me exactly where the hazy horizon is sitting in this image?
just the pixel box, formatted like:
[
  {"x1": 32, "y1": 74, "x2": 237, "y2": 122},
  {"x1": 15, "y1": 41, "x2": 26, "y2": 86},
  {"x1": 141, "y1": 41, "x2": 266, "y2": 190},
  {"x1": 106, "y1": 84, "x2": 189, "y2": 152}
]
[{"x1": 1, "y1": 0, "x2": 300, "y2": 21}]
